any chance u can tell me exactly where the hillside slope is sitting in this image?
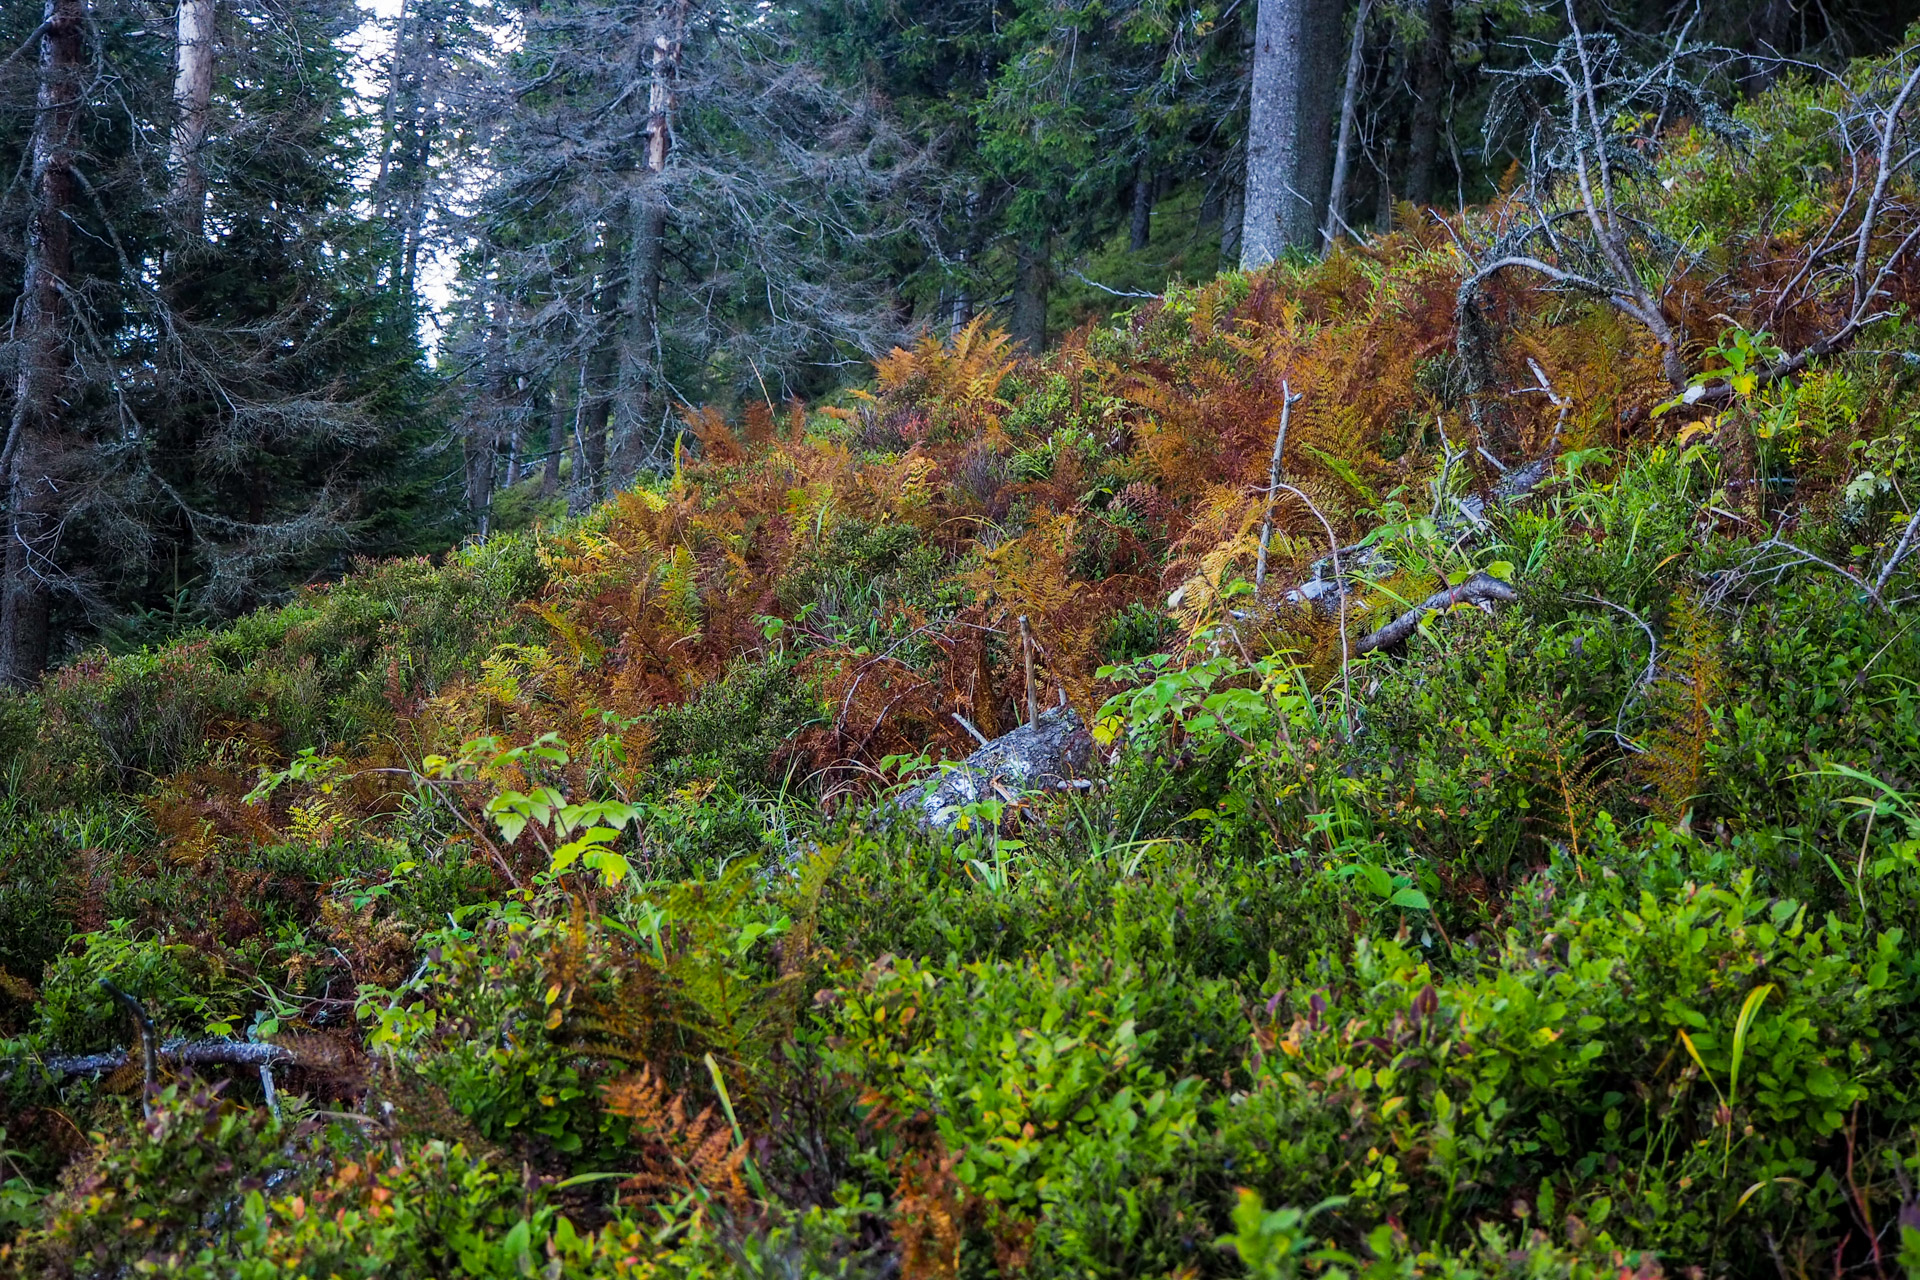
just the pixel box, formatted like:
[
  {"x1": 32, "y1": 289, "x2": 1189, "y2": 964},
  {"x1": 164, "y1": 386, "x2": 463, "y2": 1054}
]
[{"x1": 9, "y1": 54, "x2": 1920, "y2": 1279}]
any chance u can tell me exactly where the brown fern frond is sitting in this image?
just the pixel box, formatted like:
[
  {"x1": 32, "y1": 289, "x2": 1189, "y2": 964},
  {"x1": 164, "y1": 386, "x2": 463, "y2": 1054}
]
[
  {"x1": 892, "y1": 1147, "x2": 968, "y2": 1280},
  {"x1": 604, "y1": 1064, "x2": 750, "y2": 1214}
]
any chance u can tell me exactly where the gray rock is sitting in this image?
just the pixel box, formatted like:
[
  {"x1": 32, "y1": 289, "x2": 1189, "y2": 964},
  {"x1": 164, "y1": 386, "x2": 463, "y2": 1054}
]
[{"x1": 899, "y1": 704, "x2": 1094, "y2": 830}]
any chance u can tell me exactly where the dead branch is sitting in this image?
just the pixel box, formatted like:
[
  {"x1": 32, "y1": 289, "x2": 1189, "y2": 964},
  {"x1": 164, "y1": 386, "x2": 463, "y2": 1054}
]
[
  {"x1": 1560, "y1": 0, "x2": 1684, "y2": 384},
  {"x1": 101, "y1": 979, "x2": 157, "y2": 1111},
  {"x1": 1067, "y1": 269, "x2": 1161, "y2": 300},
  {"x1": 1575, "y1": 593, "x2": 1658, "y2": 754},
  {"x1": 1873, "y1": 509, "x2": 1920, "y2": 594},
  {"x1": 1697, "y1": 56, "x2": 1920, "y2": 404},
  {"x1": 1018, "y1": 614, "x2": 1038, "y2": 726},
  {"x1": 1254, "y1": 380, "x2": 1301, "y2": 590},
  {"x1": 0, "y1": 19, "x2": 50, "y2": 72},
  {"x1": 1270, "y1": 481, "x2": 1353, "y2": 736},
  {"x1": 1285, "y1": 446, "x2": 1557, "y2": 615},
  {"x1": 1524, "y1": 358, "x2": 1572, "y2": 453},
  {"x1": 1458, "y1": 253, "x2": 1680, "y2": 387},
  {"x1": 1355, "y1": 572, "x2": 1518, "y2": 655},
  {"x1": 1432, "y1": 414, "x2": 1467, "y2": 521},
  {"x1": 1710, "y1": 535, "x2": 1887, "y2": 612},
  {"x1": 20, "y1": 1037, "x2": 296, "y2": 1083}
]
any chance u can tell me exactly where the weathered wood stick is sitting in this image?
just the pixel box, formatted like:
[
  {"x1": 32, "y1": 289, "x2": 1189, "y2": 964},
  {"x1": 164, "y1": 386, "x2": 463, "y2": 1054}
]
[
  {"x1": 1255, "y1": 381, "x2": 1301, "y2": 590},
  {"x1": 30, "y1": 1037, "x2": 296, "y2": 1081},
  {"x1": 1018, "y1": 614, "x2": 1037, "y2": 727},
  {"x1": 1355, "y1": 572, "x2": 1518, "y2": 655}
]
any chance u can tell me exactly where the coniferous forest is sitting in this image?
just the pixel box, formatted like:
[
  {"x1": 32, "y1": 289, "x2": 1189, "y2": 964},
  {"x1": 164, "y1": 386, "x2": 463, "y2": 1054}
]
[{"x1": 14, "y1": 0, "x2": 1920, "y2": 1273}]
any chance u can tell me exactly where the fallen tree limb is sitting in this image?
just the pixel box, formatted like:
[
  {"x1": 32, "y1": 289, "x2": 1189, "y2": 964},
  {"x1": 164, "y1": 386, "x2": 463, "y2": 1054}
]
[
  {"x1": 1284, "y1": 453, "x2": 1555, "y2": 613},
  {"x1": 1575, "y1": 593, "x2": 1658, "y2": 754},
  {"x1": 6, "y1": 976, "x2": 327, "y2": 1085},
  {"x1": 27, "y1": 1037, "x2": 296, "y2": 1082},
  {"x1": 1355, "y1": 573, "x2": 1518, "y2": 654},
  {"x1": 101, "y1": 979, "x2": 157, "y2": 1105}
]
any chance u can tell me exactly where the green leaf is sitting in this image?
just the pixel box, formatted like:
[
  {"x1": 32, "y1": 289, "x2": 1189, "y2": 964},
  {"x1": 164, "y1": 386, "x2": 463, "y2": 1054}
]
[
  {"x1": 1304, "y1": 446, "x2": 1379, "y2": 506},
  {"x1": 583, "y1": 848, "x2": 632, "y2": 888}
]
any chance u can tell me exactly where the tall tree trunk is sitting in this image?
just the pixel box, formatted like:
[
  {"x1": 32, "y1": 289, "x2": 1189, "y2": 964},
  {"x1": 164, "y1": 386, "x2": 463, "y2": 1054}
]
[
  {"x1": 1322, "y1": 0, "x2": 1373, "y2": 251},
  {"x1": 575, "y1": 335, "x2": 616, "y2": 513},
  {"x1": 2, "y1": 0, "x2": 84, "y2": 686},
  {"x1": 612, "y1": 0, "x2": 684, "y2": 482},
  {"x1": 1240, "y1": 0, "x2": 1341, "y2": 266},
  {"x1": 170, "y1": 0, "x2": 215, "y2": 235},
  {"x1": 463, "y1": 430, "x2": 494, "y2": 539},
  {"x1": 373, "y1": 0, "x2": 409, "y2": 204},
  {"x1": 541, "y1": 366, "x2": 569, "y2": 497},
  {"x1": 466, "y1": 287, "x2": 512, "y2": 538},
  {"x1": 1129, "y1": 168, "x2": 1153, "y2": 251},
  {"x1": 1220, "y1": 177, "x2": 1243, "y2": 266},
  {"x1": 948, "y1": 184, "x2": 981, "y2": 338},
  {"x1": 613, "y1": 199, "x2": 667, "y2": 480},
  {"x1": 1011, "y1": 237, "x2": 1050, "y2": 354},
  {"x1": 374, "y1": 0, "x2": 437, "y2": 304},
  {"x1": 1405, "y1": 0, "x2": 1451, "y2": 207}
]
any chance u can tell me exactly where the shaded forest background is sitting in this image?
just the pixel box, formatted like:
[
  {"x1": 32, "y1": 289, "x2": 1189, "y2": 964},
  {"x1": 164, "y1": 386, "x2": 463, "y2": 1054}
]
[{"x1": 3, "y1": 0, "x2": 1920, "y2": 678}]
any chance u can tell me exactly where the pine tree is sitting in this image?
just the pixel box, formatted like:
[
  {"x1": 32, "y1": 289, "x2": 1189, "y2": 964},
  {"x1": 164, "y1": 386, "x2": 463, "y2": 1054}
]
[{"x1": 0, "y1": 0, "x2": 448, "y2": 676}]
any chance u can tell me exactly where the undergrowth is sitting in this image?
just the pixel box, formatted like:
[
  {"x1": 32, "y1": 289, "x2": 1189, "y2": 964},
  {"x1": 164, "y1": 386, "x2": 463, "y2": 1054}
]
[{"x1": 11, "y1": 49, "x2": 1920, "y2": 1280}]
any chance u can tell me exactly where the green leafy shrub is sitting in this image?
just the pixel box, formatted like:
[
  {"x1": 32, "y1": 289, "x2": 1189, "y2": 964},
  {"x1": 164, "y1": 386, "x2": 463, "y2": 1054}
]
[{"x1": 646, "y1": 656, "x2": 821, "y2": 792}]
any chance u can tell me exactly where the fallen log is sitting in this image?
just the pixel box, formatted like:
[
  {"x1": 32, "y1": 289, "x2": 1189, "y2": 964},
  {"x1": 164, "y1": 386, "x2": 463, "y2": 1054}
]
[
  {"x1": 1355, "y1": 572, "x2": 1518, "y2": 654},
  {"x1": 8, "y1": 980, "x2": 364, "y2": 1087},
  {"x1": 34, "y1": 1037, "x2": 294, "y2": 1080}
]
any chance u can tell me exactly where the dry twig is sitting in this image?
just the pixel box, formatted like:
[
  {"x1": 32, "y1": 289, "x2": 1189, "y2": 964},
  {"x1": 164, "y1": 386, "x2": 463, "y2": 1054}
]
[
  {"x1": 1255, "y1": 381, "x2": 1302, "y2": 591},
  {"x1": 1270, "y1": 482, "x2": 1352, "y2": 737}
]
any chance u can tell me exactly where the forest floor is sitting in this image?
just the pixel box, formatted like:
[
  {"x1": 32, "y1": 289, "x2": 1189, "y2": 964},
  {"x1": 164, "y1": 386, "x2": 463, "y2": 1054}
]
[{"x1": 9, "y1": 49, "x2": 1920, "y2": 1280}]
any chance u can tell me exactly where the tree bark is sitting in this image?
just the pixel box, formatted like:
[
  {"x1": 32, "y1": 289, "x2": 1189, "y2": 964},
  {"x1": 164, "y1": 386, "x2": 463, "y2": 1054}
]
[
  {"x1": 2, "y1": 0, "x2": 84, "y2": 686},
  {"x1": 1405, "y1": 0, "x2": 1451, "y2": 207},
  {"x1": 1011, "y1": 236, "x2": 1050, "y2": 354},
  {"x1": 575, "y1": 336, "x2": 615, "y2": 513},
  {"x1": 611, "y1": 0, "x2": 683, "y2": 483},
  {"x1": 1220, "y1": 178, "x2": 1243, "y2": 266},
  {"x1": 1129, "y1": 168, "x2": 1153, "y2": 251},
  {"x1": 541, "y1": 366, "x2": 569, "y2": 497},
  {"x1": 613, "y1": 199, "x2": 667, "y2": 481},
  {"x1": 169, "y1": 0, "x2": 215, "y2": 234},
  {"x1": 1240, "y1": 0, "x2": 1342, "y2": 266},
  {"x1": 1322, "y1": 0, "x2": 1373, "y2": 251}
]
